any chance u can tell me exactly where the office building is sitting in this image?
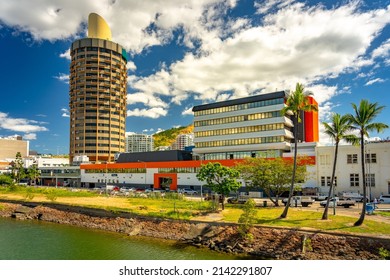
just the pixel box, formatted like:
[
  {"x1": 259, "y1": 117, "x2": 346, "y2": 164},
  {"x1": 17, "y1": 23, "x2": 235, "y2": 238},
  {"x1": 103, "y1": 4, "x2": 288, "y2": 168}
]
[
  {"x1": 69, "y1": 13, "x2": 128, "y2": 163},
  {"x1": 125, "y1": 133, "x2": 154, "y2": 153},
  {"x1": 192, "y1": 90, "x2": 318, "y2": 160}
]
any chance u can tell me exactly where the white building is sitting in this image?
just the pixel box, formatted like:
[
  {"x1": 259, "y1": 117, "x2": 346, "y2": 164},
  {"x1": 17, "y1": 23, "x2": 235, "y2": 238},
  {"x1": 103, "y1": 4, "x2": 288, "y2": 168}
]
[
  {"x1": 171, "y1": 134, "x2": 194, "y2": 150},
  {"x1": 125, "y1": 133, "x2": 154, "y2": 153},
  {"x1": 316, "y1": 141, "x2": 390, "y2": 199}
]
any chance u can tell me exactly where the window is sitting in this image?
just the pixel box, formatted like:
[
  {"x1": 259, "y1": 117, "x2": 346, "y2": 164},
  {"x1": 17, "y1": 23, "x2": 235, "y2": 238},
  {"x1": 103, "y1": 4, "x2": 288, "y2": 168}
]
[
  {"x1": 365, "y1": 174, "x2": 375, "y2": 187},
  {"x1": 365, "y1": 153, "x2": 377, "y2": 163},
  {"x1": 347, "y1": 154, "x2": 358, "y2": 164},
  {"x1": 350, "y1": 173, "x2": 359, "y2": 187},
  {"x1": 321, "y1": 176, "x2": 325, "y2": 187},
  {"x1": 319, "y1": 155, "x2": 330, "y2": 165},
  {"x1": 321, "y1": 176, "x2": 337, "y2": 187}
]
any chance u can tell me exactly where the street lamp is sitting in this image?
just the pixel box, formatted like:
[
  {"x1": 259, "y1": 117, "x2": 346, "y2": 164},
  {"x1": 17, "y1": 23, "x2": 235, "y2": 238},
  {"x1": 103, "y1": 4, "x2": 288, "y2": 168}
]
[{"x1": 193, "y1": 153, "x2": 204, "y2": 201}]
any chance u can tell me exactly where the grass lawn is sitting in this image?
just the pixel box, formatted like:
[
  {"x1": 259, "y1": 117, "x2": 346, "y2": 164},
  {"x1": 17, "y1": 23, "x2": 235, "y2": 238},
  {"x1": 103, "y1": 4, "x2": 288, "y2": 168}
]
[{"x1": 1, "y1": 186, "x2": 390, "y2": 236}]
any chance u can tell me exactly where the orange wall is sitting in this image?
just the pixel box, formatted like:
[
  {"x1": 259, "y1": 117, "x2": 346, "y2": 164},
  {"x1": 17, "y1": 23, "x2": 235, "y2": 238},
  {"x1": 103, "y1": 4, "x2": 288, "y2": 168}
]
[
  {"x1": 154, "y1": 173, "x2": 178, "y2": 190},
  {"x1": 304, "y1": 96, "x2": 319, "y2": 142}
]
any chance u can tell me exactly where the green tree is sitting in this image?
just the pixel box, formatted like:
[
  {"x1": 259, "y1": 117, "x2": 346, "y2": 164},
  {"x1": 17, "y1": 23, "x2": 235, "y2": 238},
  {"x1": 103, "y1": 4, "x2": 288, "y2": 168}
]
[
  {"x1": 321, "y1": 113, "x2": 355, "y2": 220},
  {"x1": 280, "y1": 83, "x2": 318, "y2": 219},
  {"x1": 27, "y1": 163, "x2": 40, "y2": 186},
  {"x1": 0, "y1": 174, "x2": 13, "y2": 186},
  {"x1": 235, "y1": 157, "x2": 307, "y2": 206},
  {"x1": 238, "y1": 198, "x2": 257, "y2": 240},
  {"x1": 11, "y1": 152, "x2": 25, "y2": 184},
  {"x1": 346, "y1": 99, "x2": 388, "y2": 226},
  {"x1": 196, "y1": 162, "x2": 241, "y2": 210}
]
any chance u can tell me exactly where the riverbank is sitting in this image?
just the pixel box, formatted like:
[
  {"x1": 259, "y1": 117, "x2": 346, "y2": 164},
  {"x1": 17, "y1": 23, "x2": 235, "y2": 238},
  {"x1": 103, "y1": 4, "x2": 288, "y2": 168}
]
[{"x1": 1, "y1": 201, "x2": 390, "y2": 260}]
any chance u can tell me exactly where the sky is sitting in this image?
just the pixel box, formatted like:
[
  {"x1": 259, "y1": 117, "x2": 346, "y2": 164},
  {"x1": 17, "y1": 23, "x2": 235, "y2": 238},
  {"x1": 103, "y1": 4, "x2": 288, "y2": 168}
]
[{"x1": 0, "y1": 0, "x2": 390, "y2": 155}]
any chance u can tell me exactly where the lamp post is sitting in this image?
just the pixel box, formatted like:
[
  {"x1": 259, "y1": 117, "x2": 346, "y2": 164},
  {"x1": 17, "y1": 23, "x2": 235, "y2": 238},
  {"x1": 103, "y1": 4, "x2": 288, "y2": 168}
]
[
  {"x1": 193, "y1": 153, "x2": 204, "y2": 201},
  {"x1": 105, "y1": 162, "x2": 108, "y2": 196}
]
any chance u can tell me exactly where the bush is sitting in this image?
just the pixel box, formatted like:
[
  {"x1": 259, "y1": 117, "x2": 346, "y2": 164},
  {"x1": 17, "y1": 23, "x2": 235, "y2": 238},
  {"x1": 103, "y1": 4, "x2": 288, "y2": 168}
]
[{"x1": 238, "y1": 199, "x2": 257, "y2": 240}]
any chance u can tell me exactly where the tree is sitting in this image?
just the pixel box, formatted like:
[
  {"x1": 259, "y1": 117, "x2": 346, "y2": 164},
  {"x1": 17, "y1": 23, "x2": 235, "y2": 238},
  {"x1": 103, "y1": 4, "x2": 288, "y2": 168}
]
[
  {"x1": 346, "y1": 99, "x2": 388, "y2": 226},
  {"x1": 321, "y1": 113, "x2": 355, "y2": 220},
  {"x1": 11, "y1": 152, "x2": 25, "y2": 184},
  {"x1": 27, "y1": 163, "x2": 40, "y2": 186},
  {"x1": 235, "y1": 157, "x2": 307, "y2": 206},
  {"x1": 279, "y1": 83, "x2": 318, "y2": 219},
  {"x1": 196, "y1": 162, "x2": 241, "y2": 210}
]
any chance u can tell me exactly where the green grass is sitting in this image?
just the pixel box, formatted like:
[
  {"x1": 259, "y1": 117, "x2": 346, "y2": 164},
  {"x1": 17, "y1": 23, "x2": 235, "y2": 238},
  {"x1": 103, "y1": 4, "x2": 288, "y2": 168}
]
[
  {"x1": 222, "y1": 207, "x2": 390, "y2": 235},
  {"x1": 1, "y1": 185, "x2": 390, "y2": 236},
  {"x1": 0, "y1": 186, "x2": 97, "y2": 198}
]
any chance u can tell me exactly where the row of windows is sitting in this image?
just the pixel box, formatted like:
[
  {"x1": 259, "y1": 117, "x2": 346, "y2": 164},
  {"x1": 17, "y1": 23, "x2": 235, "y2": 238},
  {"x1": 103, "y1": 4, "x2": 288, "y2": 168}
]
[
  {"x1": 195, "y1": 123, "x2": 285, "y2": 138},
  {"x1": 158, "y1": 168, "x2": 198, "y2": 173},
  {"x1": 194, "y1": 98, "x2": 284, "y2": 117},
  {"x1": 194, "y1": 111, "x2": 281, "y2": 127},
  {"x1": 40, "y1": 169, "x2": 80, "y2": 175},
  {"x1": 75, "y1": 149, "x2": 124, "y2": 154},
  {"x1": 319, "y1": 153, "x2": 378, "y2": 165},
  {"x1": 320, "y1": 176, "x2": 337, "y2": 187},
  {"x1": 348, "y1": 173, "x2": 376, "y2": 187},
  {"x1": 196, "y1": 136, "x2": 285, "y2": 148},
  {"x1": 85, "y1": 168, "x2": 146, "y2": 174},
  {"x1": 202, "y1": 150, "x2": 282, "y2": 160}
]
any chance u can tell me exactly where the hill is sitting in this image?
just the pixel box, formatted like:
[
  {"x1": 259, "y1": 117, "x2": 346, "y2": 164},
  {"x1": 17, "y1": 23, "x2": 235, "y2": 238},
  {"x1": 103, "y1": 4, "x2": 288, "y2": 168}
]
[{"x1": 153, "y1": 124, "x2": 193, "y2": 149}]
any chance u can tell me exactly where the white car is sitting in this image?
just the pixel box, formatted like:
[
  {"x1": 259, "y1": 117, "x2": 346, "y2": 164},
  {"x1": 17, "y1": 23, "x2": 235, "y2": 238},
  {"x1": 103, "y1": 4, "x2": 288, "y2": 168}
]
[{"x1": 179, "y1": 188, "x2": 198, "y2": 195}]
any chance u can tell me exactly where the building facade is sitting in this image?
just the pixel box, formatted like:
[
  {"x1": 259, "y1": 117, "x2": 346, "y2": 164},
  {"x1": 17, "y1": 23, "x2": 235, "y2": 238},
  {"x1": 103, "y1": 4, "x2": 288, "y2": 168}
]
[
  {"x1": 125, "y1": 133, "x2": 154, "y2": 153},
  {"x1": 171, "y1": 134, "x2": 194, "y2": 150},
  {"x1": 316, "y1": 141, "x2": 390, "y2": 199},
  {"x1": 0, "y1": 136, "x2": 29, "y2": 160},
  {"x1": 69, "y1": 13, "x2": 128, "y2": 163},
  {"x1": 192, "y1": 90, "x2": 318, "y2": 160}
]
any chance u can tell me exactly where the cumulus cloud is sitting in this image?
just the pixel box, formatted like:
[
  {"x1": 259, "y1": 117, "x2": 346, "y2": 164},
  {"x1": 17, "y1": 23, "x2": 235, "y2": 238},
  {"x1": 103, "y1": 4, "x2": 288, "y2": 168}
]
[
  {"x1": 2, "y1": 0, "x2": 390, "y2": 128},
  {"x1": 127, "y1": 107, "x2": 167, "y2": 119},
  {"x1": 126, "y1": 1, "x2": 390, "y2": 119},
  {"x1": 59, "y1": 48, "x2": 71, "y2": 60},
  {"x1": 0, "y1": 112, "x2": 48, "y2": 133}
]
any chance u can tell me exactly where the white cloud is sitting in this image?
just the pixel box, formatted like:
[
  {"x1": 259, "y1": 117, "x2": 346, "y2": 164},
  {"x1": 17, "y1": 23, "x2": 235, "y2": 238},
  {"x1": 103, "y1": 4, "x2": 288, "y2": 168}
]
[
  {"x1": 2, "y1": 0, "x2": 390, "y2": 125},
  {"x1": 23, "y1": 133, "x2": 37, "y2": 140},
  {"x1": 127, "y1": 1, "x2": 390, "y2": 119},
  {"x1": 182, "y1": 106, "x2": 194, "y2": 116},
  {"x1": 61, "y1": 108, "x2": 70, "y2": 117},
  {"x1": 59, "y1": 48, "x2": 71, "y2": 60},
  {"x1": 126, "y1": 61, "x2": 137, "y2": 72},
  {"x1": 127, "y1": 107, "x2": 167, "y2": 119},
  {"x1": 372, "y1": 38, "x2": 390, "y2": 59},
  {"x1": 54, "y1": 73, "x2": 69, "y2": 83},
  {"x1": 365, "y1": 78, "x2": 385, "y2": 86},
  {"x1": 0, "y1": 112, "x2": 48, "y2": 133}
]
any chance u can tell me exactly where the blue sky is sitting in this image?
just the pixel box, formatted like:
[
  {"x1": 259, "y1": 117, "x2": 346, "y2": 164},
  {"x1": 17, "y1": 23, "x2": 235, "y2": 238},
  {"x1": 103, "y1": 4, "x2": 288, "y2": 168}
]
[{"x1": 0, "y1": 0, "x2": 389, "y2": 155}]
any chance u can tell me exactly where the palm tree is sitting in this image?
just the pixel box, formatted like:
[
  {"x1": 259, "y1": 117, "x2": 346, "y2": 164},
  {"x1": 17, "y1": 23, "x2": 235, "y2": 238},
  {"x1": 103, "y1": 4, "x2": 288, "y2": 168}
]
[
  {"x1": 321, "y1": 113, "x2": 354, "y2": 220},
  {"x1": 346, "y1": 99, "x2": 388, "y2": 226},
  {"x1": 279, "y1": 83, "x2": 318, "y2": 219}
]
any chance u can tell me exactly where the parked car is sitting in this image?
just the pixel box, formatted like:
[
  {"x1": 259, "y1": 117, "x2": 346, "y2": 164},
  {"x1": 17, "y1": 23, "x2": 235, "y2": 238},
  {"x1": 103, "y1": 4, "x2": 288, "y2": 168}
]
[
  {"x1": 120, "y1": 187, "x2": 134, "y2": 193},
  {"x1": 379, "y1": 195, "x2": 390, "y2": 204},
  {"x1": 179, "y1": 188, "x2": 198, "y2": 195}
]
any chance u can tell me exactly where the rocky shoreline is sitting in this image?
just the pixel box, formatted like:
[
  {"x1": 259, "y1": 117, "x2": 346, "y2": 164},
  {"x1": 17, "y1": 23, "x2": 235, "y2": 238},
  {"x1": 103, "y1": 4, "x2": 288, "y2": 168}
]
[{"x1": 1, "y1": 200, "x2": 390, "y2": 260}]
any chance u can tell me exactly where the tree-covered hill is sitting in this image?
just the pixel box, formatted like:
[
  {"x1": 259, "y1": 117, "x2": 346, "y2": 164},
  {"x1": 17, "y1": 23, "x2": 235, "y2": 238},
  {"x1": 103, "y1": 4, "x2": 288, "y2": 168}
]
[{"x1": 153, "y1": 124, "x2": 193, "y2": 149}]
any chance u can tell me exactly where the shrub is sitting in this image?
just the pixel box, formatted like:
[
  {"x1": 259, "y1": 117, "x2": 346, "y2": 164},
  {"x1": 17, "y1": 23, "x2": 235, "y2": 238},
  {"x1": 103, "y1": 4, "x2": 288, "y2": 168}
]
[{"x1": 238, "y1": 199, "x2": 257, "y2": 240}]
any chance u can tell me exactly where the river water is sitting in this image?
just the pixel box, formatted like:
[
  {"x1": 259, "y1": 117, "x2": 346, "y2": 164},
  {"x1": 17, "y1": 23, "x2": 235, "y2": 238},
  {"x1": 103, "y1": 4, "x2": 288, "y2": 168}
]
[{"x1": 0, "y1": 217, "x2": 242, "y2": 260}]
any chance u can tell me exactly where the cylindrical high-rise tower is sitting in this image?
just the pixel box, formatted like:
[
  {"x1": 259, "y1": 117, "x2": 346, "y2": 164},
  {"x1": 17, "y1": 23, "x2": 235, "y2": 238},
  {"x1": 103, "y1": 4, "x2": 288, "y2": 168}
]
[{"x1": 69, "y1": 13, "x2": 127, "y2": 163}]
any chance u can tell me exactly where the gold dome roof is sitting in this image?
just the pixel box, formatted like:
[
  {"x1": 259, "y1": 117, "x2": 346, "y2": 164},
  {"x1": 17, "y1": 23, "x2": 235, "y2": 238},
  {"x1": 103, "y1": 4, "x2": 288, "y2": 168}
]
[{"x1": 88, "y1": 13, "x2": 112, "y2": 40}]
